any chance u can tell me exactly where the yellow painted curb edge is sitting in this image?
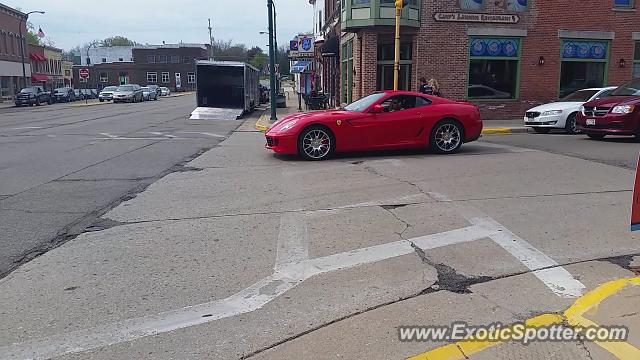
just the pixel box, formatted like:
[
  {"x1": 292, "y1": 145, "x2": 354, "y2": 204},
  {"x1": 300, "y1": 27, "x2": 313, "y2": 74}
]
[
  {"x1": 482, "y1": 127, "x2": 513, "y2": 134},
  {"x1": 409, "y1": 277, "x2": 640, "y2": 360},
  {"x1": 255, "y1": 115, "x2": 269, "y2": 132}
]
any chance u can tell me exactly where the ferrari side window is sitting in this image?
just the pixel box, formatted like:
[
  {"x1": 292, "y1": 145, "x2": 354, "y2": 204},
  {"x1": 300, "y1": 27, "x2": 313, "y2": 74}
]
[{"x1": 415, "y1": 96, "x2": 432, "y2": 108}]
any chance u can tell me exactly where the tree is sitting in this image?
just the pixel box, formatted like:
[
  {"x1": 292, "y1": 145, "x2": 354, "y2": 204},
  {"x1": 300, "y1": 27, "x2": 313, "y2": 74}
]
[
  {"x1": 25, "y1": 22, "x2": 41, "y2": 46},
  {"x1": 100, "y1": 36, "x2": 139, "y2": 47},
  {"x1": 278, "y1": 46, "x2": 290, "y2": 75},
  {"x1": 247, "y1": 46, "x2": 263, "y2": 61},
  {"x1": 249, "y1": 52, "x2": 269, "y2": 73}
]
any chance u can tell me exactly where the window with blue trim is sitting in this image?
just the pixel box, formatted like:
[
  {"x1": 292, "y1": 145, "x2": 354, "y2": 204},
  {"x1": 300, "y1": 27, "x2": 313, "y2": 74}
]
[
  {"x1": 614, "y1": 0, "x2": 634, "y2": 8},
  {"x1": 460, "y1": 0, "x2": 483, "y2": 10},
  {"x1": 506, "y1": 0, "x2": 528, "y2": 12},
  {"x1": 559, "y1": 40, "x2": 609, "y2": 98},
  {"x1": 468, "y1": 38, "x2": 520, "y2": 100}
]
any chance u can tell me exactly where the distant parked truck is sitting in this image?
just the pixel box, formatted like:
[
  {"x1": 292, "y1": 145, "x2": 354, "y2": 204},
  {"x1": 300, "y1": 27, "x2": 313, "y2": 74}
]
[{"x1": 195, "y1": 60, "x2": 259, "y2": 116}]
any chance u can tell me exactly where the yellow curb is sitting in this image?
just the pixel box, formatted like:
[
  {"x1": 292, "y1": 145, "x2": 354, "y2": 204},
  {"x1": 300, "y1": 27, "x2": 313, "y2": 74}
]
[
  {"x1": 255, "y1": 114, "x2": 270, "y2": 132},
  {"x1": 482, "y1": 127, "x2": 514, "y2": 134},
  {"x1": 69, "y1": 101, "x2": 110, "y2": 108},
  {"x1": 409, "y1": 277, "x2": 640, "y2": 360}
]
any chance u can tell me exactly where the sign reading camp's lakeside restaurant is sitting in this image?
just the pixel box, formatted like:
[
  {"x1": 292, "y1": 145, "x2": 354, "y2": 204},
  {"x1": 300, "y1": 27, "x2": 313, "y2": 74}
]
[{"x1": 434, "y1": 12, "x2": 520, "y2": 24}]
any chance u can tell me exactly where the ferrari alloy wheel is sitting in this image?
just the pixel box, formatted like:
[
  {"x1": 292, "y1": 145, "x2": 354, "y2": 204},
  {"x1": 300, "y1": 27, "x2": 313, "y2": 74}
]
[
  {"x1": 431, "y1": 120, "x2": 463, "y2": 154},
  {"x1": 298, "y1": 126, "x2": 334, "y2": 160}
]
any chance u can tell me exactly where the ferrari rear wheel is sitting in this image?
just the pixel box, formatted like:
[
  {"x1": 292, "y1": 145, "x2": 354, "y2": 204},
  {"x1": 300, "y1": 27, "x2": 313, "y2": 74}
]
[
  {"x1": 430, "y1": 119, "x2": 463, "y2": 154},
  {"x1": 298, "y1": 125, "x2": 334, "y2": 161}
]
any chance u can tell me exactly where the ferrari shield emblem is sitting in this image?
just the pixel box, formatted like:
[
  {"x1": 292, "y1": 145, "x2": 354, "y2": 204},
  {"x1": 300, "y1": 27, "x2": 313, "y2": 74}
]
[{"x1": 337, "y1": 120, "x2": 342, "y2": 125}]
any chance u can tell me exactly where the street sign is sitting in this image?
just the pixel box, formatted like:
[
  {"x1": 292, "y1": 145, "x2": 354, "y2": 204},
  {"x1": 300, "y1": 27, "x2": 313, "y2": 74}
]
[
  {"x1": 631, "y1": 153, "x2": 640, "y2": 231},
  {"x1": 79, "y1": 68, "x2": 89, "y2": 79}
]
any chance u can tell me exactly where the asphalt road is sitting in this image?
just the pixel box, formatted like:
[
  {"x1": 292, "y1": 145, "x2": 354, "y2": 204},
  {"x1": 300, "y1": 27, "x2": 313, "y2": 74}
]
[
  {"x1": 482, "y1": 131, "x2": 640, "y2": 170},
  {"x1": 0, "y1": 95, "x2": 240, "y2": 277},
  {"x1": 1, "y1": 115, "x2": 639, "y2": 359}
]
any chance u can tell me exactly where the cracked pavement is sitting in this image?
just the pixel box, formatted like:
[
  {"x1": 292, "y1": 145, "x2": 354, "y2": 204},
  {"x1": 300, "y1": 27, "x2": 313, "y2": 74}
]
[{"x1": 0, "y1": 115, "x2": 639, "y2": 359}]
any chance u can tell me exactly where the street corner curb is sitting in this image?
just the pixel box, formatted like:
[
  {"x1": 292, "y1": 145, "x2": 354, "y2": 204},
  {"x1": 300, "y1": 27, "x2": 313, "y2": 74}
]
[
  {"x1": 255, "y1": 115, "x2": 270, "y2": 132},
  {"x1": 482, "y1": 127, "x2": 531, "y2": 135},
  {"x1": 69, "y1": 101, "x2": 111, "y2": 108}
]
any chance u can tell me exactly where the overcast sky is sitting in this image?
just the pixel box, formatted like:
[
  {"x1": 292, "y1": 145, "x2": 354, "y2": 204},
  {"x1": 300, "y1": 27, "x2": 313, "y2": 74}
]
[{"x1": 6, "y1": 0, "x2": 313, "y2": 51}]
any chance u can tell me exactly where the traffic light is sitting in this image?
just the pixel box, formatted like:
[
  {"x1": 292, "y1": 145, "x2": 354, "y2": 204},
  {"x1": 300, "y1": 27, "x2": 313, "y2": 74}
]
[{"x1": 395, "y1": 0, "x2": 409, "y2": 9}]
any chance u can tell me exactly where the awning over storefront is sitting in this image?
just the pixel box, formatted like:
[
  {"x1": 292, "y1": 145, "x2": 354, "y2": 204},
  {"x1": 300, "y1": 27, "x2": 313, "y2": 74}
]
[
  {"x1": 31, "y1": 74, "x2": 49, "y2": 82},
  {"x1": 321, "y1": 36, "x2": 339, "y2": 57},
  {"x1": 290, "y1": 61, "x2": 311, "y2": 74},
  {"x1": 29, "y1": 53, "x2": 47, "y2": 61}
]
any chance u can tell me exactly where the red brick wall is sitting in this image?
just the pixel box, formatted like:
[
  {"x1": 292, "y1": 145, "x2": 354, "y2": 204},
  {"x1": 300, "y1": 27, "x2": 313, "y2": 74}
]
[
  {"x1": 420, "y1": 0, "x2": 638, "y2": 119},
  {"x1": 345, "y1": 0, "x2": 639, "y2": 118}
]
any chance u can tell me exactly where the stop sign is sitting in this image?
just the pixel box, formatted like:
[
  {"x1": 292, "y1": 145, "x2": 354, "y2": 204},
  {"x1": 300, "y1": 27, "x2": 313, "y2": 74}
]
[{"x1": 79, "y1": 68, "x2": 89, "y2": 79}]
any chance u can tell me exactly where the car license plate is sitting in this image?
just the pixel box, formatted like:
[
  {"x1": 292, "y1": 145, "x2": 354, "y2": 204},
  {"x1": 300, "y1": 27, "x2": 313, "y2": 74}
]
[{"x1": 586, "y1": 119, "x2": 596, "y2": 126}]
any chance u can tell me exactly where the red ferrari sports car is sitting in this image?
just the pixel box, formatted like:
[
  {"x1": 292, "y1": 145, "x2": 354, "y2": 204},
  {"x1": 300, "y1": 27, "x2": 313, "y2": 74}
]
[{"x1": 265, "y1": 91, "x2": 483, "y2": 160}]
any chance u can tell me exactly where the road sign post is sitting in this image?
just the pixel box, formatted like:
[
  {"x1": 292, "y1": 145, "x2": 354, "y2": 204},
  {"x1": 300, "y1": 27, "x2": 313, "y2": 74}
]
[{"x1": 79, "y1": 69, "x2": 89, "y2": 103}]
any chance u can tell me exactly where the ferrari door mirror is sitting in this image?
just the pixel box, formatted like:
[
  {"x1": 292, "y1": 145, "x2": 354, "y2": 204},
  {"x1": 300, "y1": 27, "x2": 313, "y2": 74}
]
[{"x1": 371, "y1": 104, "x2": 384, "y2": 114}]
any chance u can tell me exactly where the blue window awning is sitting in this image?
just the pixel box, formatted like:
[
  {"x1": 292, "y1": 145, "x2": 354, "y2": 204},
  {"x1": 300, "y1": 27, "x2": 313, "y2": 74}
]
[{"x1": 290, "y1": 61, "x2": 311, "y2": 74}]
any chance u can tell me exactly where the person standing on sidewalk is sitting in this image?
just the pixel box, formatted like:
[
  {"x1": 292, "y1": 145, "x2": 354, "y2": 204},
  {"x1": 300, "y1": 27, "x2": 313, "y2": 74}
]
[{"x1": 419, "y1": 77, "x2": 433, "y2": 95}]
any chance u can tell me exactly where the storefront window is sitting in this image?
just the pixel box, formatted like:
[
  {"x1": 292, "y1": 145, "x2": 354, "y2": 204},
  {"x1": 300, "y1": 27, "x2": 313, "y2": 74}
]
[
  {"x1": 376, "y1": 43, "x2": 412, "y2": 91},
  {"x1": 460, "y1": 0, "x2": 483, "y2": 10},
  {"x1": 352, "y1": 0, "x2": 370, "y2": 5},
  {"x1": 558, "y1": 40, "x2": 609, "y2": 98},
  {"x1": 342, "y1": 40, "x2": 354, "y2": 104},
  {"x1": 614, "y1": 0, "x2": 634, "y2": 8},
  {"x1": 633, "y1": 41, "x2": 640, "y2": 79},
  {"x1": 506, "y1": 0, "x2": 529, "y2": 11},
  {"x1": 468, "y1": 37, "x2": 521, "y2": 100}
]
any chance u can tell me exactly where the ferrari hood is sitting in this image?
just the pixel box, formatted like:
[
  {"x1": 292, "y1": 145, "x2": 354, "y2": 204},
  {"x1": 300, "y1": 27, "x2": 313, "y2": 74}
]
[{"x1": 267, "y1": 110, "x2": 350, "y2": 133}]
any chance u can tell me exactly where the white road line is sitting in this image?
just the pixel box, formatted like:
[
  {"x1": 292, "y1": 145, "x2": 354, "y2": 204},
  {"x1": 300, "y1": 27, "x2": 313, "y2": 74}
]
[
  {"x1": 149, "y1": 132, "x2": 164, "y2": 136},
  {"x1": 99, "y1": 132, "x2": 119, "y2": 139},
  {"x1": 274, "y1": 212, "x2": 309, "y2": 270},
  {"x1": 177, "y1": 132, "x2": 227, "y2": 138},
  {"x1": 429, "y1": 192, "x2": 586, "y2": 298},
  {"x1": 0, "y1": 191, "x2": 584, "y2": 357},
  {"x1": 10, "y1": 126, "x2": 42, "y2": 130}
]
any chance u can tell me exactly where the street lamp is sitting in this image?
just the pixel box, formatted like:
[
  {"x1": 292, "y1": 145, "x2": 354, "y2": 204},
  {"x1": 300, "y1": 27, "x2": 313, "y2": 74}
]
[
  {"x1": 18, "y1": 10, "x2": 45, "y2": 89},
  {"x1": 267, "y1": 0, "x2": 277, "y2": 121}
]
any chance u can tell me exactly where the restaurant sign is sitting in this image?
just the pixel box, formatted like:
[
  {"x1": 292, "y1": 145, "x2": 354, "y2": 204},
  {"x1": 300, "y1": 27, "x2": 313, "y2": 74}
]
[{"x1": 434, "y1": 12, "x2": 520, "y2": 24}]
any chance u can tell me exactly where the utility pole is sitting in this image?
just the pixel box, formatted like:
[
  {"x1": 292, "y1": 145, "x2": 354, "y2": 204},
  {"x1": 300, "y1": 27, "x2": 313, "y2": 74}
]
[
  {"x1": 267, "y1": 0, "x2": 277, "y2": 121},
  {"x1": 208, "y1": 18, "x2": 214, "y2": 60},
  {"x1": 18, "y1": 10, "x2": 45, "y2": 89},
  {"x1": 393, "y1": 0, "x2": 408, "y2": 90},
  {"x1": 273, "y1": 6, "x2": 279, "y2": 93}
]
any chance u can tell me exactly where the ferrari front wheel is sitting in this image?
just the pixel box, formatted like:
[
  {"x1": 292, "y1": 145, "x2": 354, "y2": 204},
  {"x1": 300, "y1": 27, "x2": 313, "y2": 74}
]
[
  {"x1": 430, "y1": 119, "x2": 463, "y2": 154},
  {"x1": 298, "y1": 125, "x2": 335, "y2": 161}
]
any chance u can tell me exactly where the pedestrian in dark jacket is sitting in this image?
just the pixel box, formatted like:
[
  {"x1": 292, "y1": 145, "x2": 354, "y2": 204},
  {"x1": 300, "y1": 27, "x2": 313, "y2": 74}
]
[{"x1": 419, "y1": 77, "x2": 434, "y2": 95}]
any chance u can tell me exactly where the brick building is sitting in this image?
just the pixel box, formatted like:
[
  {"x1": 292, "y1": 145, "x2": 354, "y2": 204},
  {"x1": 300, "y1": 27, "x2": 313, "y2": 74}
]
[
  {"x1": 339, "y1": 0, "x2": 640, "y2": 118},
  {"x1": 28, "y1": 44, "x2": 65, "y2": 91},
  {"x1": 0, "y1": 3, "x2": 29, "y2": 101},
  {"x1": 312, "y1": 0, "x2": 342, "y2": 107},
  {"x1": 74, "y1": 43, "x2": 210, "y2": 91}
]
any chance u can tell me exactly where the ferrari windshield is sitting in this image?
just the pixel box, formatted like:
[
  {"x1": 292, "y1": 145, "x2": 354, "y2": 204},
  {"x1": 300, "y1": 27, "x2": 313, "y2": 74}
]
[{"x1": 343, "y1": 93, "x2": 386, "y2": 112}]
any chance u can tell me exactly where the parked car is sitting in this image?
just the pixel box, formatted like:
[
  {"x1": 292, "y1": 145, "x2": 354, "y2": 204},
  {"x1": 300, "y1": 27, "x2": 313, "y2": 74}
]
[
  {"x1": 159, "y1": 87, "x2": 170, "y2": 96},
  {"x1": 141, "y1": 87, "x2": 158, "y2": 101},
  {"x1": 78, "y1": 89, "x2": 97, "y2": 100},
  {"x1": 258, "y1": 84, "x2": 269, "y2": 104},
  {"x1": 15, "y1": 86, "x2": 51, "y2": 107},
  {"x1": 524, "y1": 87, "x2": 616, "y2": 134},
  {"x1": 74, "y1": 89, "x2": 84, "y2": 100},
  {"x1": 99, "y1": 86, "x2": 118, "y2": 102},
  {"x1": 147, "y1": 84, "x2": 161, "y2": 97},
  {"x1": 265, "y1": 91, "x2": 483, "y2": 160},
  {"x1": 113, "y1": 84, "x2": 144, "y2": 103},
  {"x1": 577, "y1": 79, "x2": 640, "y2": 140},
  {"x1": 52, "y1": 87, "x2": 76, "y2": 103}
]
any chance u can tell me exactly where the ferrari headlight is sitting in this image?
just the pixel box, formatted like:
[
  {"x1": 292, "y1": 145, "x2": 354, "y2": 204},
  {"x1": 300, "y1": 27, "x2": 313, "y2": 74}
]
[
  {"x1": 278, "y1": 120, "x2": 298, "y2": 133},
  {"x1": 541, "y1": 110, "x2": 563, "y2": 116},
  {"x1": 611, "y1": 105, "x2": 635, "y2": 114}
]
